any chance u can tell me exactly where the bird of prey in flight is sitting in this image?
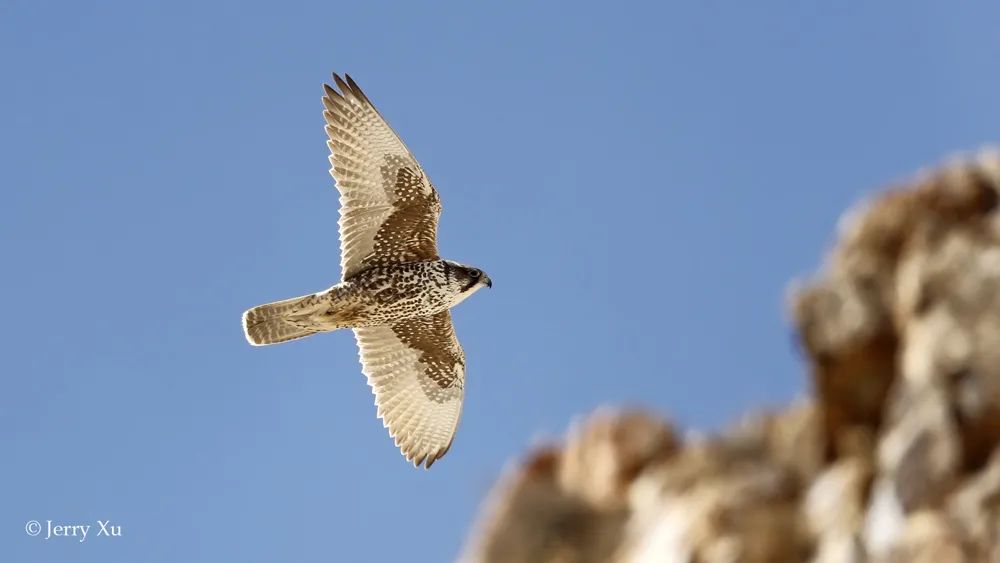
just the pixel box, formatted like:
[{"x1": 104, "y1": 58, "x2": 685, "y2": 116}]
[{"x1": 243, "y1": 73, "x2": 491, "y2": 468}]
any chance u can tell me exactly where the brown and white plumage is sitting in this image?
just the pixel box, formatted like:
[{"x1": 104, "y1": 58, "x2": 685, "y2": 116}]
[
  {"x1": 322, "y1": 74, "x2": 441, "y2": 279},
  {"x1": 243, "y1": 73, "x2": 490, "y2": 469},
  {"x1": 356, "y1": 311, "x2": 465, "y2": 468}
]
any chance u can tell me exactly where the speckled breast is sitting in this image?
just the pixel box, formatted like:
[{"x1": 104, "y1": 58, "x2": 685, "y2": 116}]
[{"x1": 334, "y1": 260, "x2": 457, "y2": 326}]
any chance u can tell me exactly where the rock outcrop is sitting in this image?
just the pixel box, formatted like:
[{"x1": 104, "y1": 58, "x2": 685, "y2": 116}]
[{"x1": 461, "y1": 148, "x2": 1000, "y2": 563}]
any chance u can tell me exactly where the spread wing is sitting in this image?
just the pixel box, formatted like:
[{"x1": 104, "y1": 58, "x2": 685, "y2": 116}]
[
  {"x1": 354, "y1": 310, "x2": 465, "y2": 468},
  {"x1": 323, "y1": 74, "x2": 442, "y2": 280}
]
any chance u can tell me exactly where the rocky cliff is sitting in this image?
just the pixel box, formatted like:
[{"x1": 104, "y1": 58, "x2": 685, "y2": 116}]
[{"x1": 461, "y1": 148, "x2": 1000, "y2": 563}]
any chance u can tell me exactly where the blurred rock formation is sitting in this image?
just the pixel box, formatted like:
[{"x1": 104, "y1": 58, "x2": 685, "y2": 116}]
[{"x1": 461, "y1": 148, "x2": 1000, "y2": 563}]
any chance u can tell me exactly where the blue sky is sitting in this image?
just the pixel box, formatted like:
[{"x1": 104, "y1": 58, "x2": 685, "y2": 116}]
[{"x1": 3, "y1": 1, "x2": 999, "y2": 561}]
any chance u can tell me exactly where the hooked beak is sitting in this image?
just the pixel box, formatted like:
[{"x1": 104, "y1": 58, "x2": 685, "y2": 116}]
[{"x1": 485, "y1": 275, "x2": 493, "y2": 289}]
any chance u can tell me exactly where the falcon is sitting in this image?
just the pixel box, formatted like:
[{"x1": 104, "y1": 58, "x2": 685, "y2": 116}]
[{"x1": 242, "y1": 73, "x2": 491, "y2": 468}]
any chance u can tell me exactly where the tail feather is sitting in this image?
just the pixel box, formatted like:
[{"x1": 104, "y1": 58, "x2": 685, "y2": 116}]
[{"x1": 243, "y1": 293, "x2": 322, "y2": 346}]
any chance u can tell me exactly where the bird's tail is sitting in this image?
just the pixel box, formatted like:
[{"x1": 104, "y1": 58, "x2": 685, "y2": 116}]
[{"x1": 242, "y1": 293, "x2": 324, "y2": 346}]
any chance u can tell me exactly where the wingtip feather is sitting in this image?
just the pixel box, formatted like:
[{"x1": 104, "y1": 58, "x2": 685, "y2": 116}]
[{"x1": 332, "y1": 73, "x2": 352, "y2": 98}]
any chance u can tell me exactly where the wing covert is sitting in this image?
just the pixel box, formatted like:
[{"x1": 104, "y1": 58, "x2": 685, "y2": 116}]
[
  {"x1": 353, "y1": 310, "x2": 465, "y2": 468},
  {"x1": 323, "y1": 74, "x2": 442, "y2": 280}
]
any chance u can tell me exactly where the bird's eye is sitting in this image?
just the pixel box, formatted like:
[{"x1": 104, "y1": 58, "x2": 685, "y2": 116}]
[{"x1": 469, "y1": 269, "x2": 481, "y2": 279}]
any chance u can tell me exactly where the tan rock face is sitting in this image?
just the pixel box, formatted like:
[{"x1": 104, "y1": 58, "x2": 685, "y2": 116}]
[
  {"x1": 895, "y1": 220, "x2": 1000, "y2": 471},
  {"x1": 559, "y1": 409, "x2": 679, "y2": 509},
  {"x1": 883, "y1": 510, "x2": 972, "y2": 563},
  {"x1": 461, "y1": 148, "x2": 1000, "y2": 563},
  {"x1": 459, "y1": 447, "x2": 628, "y2": 563},
  {"x1": 947, "y1": 448, "x2": 1000, "y2": 561},
  {"x1": 804, "y1": 457, "x2": 872, "y2": 541}
]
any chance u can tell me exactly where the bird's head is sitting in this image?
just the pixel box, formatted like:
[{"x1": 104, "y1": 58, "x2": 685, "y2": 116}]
[{"x1": 444, "y1": 260, "x2": 492, "y2": 303}]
